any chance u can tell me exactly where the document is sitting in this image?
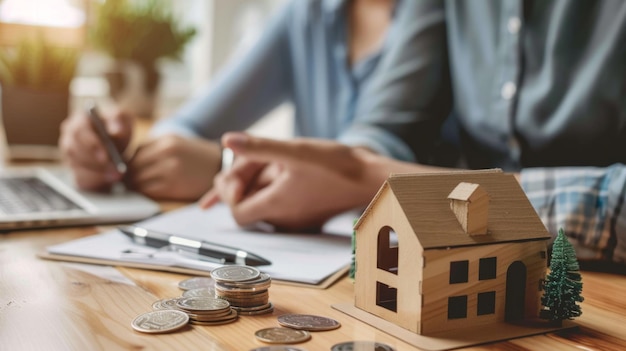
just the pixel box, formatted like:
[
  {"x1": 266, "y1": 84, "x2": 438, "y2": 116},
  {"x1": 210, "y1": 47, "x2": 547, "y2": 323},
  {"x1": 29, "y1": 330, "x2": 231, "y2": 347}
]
[{"x1": 43, "y1": 204, "x2": 358, "y2": 287}]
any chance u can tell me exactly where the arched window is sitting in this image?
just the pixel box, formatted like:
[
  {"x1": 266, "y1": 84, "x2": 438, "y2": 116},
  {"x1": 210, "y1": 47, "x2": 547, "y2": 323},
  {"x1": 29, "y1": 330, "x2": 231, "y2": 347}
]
[{"x1": 377, "y1": 226, "x2": 398, "y2": 275}]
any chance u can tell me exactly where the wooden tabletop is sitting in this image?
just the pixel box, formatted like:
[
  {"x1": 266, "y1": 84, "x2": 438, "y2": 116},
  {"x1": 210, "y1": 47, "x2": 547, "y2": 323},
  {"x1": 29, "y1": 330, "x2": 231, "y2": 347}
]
[{"x1": 1, "y1": 221, "x2": 625, "y2": 351}]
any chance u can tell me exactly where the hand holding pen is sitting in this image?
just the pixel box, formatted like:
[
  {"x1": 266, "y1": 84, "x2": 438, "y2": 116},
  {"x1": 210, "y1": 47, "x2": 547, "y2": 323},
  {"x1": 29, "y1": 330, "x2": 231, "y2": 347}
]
[
  {"x1": 88, "y1": 105, "x2": 128, "y2": 174},
  {"x1": 58, "y1": 104, "x2": 133, "y2": 191}
]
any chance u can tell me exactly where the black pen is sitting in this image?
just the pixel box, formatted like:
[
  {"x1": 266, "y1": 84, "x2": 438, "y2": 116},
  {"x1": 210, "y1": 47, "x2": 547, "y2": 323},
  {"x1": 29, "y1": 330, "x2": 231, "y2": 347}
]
[
  {"x1": 88, "y1": 105, "x2": 127, "y2": 174},
  {"x1": 118, "y1": 225, "x2": 272, "y2": 266}
]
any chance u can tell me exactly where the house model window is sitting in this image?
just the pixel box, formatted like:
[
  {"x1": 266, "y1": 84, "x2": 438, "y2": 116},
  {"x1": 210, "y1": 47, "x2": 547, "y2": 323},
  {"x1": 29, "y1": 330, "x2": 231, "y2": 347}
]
[
  {"x1": 479, "y1": 257, "x2": 497, "y2": 280},
  {"x1": 449, "y1": 260, "x2": 469, "y2": 284}
]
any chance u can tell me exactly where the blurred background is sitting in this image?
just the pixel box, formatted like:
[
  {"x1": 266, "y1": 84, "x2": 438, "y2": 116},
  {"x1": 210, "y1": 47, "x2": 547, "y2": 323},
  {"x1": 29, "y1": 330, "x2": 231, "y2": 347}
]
[{"x1": 0, "y1": 0, "x2": 291, "y2": 160}]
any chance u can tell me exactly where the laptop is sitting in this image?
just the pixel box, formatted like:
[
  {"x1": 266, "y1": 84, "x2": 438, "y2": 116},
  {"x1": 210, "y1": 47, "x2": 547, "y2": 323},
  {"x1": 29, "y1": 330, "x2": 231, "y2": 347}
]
[{"x1": 0, "y1": 166, "x2": 160, "y2": 230}]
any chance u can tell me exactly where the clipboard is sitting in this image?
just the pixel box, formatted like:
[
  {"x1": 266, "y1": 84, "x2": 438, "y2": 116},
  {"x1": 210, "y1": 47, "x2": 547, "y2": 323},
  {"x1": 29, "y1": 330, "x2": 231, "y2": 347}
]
[{"x1": 40, "y1": 204, "x2": 357, "y2": 289}]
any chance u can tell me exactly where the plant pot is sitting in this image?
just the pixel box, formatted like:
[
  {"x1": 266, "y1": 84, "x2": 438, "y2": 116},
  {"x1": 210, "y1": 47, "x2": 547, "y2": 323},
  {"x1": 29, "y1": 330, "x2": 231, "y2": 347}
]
[
  {"x1": 105, "y1": 60, "x2": 160, "y2": 120},
  {"x1": 0, "y1": 85, "x2": 69, "y2": 160}
]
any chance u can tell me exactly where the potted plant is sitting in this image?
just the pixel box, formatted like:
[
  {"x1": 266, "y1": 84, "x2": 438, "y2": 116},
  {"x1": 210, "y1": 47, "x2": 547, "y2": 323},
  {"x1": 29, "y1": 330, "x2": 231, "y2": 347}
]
[
  {"x1": 0, "y1": 35, "x2": 78, "y2": 160},
  {"x1": 91, "y1": 0, "x2": 196, "y2": 118}
]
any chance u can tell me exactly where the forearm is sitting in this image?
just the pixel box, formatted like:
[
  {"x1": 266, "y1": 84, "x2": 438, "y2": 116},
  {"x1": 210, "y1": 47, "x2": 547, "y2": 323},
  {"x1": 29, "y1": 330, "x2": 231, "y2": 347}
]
[{"x1": 521, "y1": 164, "x2": 626, "y2": 264}]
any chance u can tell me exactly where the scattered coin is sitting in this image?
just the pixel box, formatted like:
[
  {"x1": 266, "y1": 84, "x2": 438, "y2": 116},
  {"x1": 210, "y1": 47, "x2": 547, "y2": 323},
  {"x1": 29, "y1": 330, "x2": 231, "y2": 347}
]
[
  {"x1": 330, "y1": 341, "x2": 395, "y2": 351},
  {"x1": 211, "y1": 265, "x2": 261, "y2": 282},
  {"x1": 249, "y1": 347, "x2": 307, "y2": 351},
  {"x1": 178, "y1": 276, "x2": 215, "y2": 290},
  {"x1": 131, "y1": 310, "x2": 189, "y2": 334},
  {"x1": 255, "y1": 327, "x2": 311, "y2": 344},
  {"x1": 277, "y1": 314, "x2": 341, "y2": 331}
]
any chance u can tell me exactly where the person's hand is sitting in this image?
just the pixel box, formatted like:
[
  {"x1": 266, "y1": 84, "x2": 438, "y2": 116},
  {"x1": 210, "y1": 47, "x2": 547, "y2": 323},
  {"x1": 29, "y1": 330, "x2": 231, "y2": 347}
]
[
  {"x1": 126, "y1": 135, "x2": 221, "y2": 201},
  {"x1": 59, "y1": 108, "x2": 132, "y2": 191},
  {"x1": 199, "y1": 132, "x2": 390, "y2": 230}
]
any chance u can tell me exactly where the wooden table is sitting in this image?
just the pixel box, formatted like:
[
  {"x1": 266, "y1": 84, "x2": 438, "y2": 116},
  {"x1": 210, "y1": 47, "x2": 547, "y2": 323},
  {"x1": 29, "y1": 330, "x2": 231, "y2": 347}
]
[{"x1": 1, "y1": 222, "x2": 626, "y2": 351}]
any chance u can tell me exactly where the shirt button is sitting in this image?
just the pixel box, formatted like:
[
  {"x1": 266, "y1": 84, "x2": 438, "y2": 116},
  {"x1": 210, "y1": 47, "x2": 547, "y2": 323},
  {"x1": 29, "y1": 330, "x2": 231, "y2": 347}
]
[
  {"x1": 507, "y1": 17, "x2": 521, "y2": 34},
  {"x1": 501, "y1": 82, "x2": 517, "y2": 100}
]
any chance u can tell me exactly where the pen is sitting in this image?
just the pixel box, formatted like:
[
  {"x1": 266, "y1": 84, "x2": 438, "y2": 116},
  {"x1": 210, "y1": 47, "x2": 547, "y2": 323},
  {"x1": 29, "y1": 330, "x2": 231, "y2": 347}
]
[
  {"x1": 88, "y1": 105, "x2": 127, "y2": 174},
  {"x1": 118, "y1": 225, "x2": 272, "y2": 266}
]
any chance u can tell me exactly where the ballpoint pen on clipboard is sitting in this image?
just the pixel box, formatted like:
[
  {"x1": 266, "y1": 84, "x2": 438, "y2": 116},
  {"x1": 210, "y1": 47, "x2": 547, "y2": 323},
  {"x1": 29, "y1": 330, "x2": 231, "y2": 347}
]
[{"x1": 118, "y1": 225, "x2": 271, "y2": 266}]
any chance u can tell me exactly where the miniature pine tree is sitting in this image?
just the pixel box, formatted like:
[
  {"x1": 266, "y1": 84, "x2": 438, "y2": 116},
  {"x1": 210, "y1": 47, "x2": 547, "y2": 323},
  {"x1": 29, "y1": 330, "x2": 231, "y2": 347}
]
[
  {"x1": 541, "y1": 228, "x2": 584, "y2": 321},
  {"x1": 349, "y1": 218, "x2": 358, "y2": 281}
]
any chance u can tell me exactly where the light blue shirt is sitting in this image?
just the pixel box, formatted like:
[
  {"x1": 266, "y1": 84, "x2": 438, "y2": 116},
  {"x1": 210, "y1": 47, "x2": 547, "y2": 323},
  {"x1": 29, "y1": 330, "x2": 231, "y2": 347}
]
[
  {"x1": 152, "y1": 0, "x2": 449, "y2": 162},
  {"x1": 358, "y1": 0, "x2": 626, "y2": 265}
]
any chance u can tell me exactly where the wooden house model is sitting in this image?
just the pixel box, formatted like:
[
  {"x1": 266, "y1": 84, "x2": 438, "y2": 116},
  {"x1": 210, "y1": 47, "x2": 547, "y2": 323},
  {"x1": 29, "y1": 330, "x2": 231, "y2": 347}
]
[{"x1": 352, "y1": 169, "x2": 551, "y2": 336}]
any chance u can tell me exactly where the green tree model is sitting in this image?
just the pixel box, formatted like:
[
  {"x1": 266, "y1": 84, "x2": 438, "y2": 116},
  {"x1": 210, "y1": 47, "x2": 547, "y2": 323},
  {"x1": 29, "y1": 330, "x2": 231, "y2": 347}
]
[
  {"x1": 349, "y1": 218, "x2": 358, "y2": 281},
  {"x1": 541, "y1": 228, "x2": 584, "y2": 321}
]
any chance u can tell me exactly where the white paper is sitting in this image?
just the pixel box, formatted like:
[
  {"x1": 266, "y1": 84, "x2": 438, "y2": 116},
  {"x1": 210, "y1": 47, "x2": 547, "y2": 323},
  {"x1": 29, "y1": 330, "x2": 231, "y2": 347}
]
[{"x1": 47, "y1": 204, "x2": 359, "y2": 285}]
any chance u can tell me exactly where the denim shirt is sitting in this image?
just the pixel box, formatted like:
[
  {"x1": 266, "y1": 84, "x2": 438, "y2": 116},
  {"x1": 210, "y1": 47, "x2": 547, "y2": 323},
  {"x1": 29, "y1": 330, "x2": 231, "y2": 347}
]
[
  {"x1": 152, "y1": 0, "x2": 449, "y2": 162},
  {"x1": 446, "y1": 0, "x2": 626, "y2": 264},
  {"x1": 445, "y1": 0, "x2": 626, "y2": 170}
]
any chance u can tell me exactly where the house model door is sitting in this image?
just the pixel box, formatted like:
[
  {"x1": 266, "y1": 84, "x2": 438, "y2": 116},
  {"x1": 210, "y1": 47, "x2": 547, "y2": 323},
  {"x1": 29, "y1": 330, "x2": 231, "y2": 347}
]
[{"x1": 505, "y1": 261, "x2": 527, "y2": 321}]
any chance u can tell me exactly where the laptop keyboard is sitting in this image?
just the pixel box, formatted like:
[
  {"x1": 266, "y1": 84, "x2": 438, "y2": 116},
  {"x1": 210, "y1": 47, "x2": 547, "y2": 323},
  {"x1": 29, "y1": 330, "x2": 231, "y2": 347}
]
[{"x1": 0, "y1": 177, "x2": 82, "y2": 214}]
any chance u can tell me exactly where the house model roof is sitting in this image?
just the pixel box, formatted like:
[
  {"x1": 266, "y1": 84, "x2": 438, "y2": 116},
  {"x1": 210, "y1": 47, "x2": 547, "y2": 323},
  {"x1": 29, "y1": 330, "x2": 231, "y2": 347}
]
[{"x1": 354, "y1": 169, "x2": 550, "y2": 249}]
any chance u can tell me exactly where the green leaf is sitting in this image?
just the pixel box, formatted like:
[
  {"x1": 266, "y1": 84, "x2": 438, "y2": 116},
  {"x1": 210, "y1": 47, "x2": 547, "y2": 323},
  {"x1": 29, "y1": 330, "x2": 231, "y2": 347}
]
[
  {"x1": 90, "y1": 0, "x2": 196, "y2": 65},
  {"x1": 0, "y1": 34, "x2": 77, "y2": 91}
]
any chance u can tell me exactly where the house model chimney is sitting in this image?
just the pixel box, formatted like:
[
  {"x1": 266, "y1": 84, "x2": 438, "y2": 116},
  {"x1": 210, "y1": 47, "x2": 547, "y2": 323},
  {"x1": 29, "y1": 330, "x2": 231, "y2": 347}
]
[{"x1": 447, "y1": 182, "x2": 489, "y2": 235}]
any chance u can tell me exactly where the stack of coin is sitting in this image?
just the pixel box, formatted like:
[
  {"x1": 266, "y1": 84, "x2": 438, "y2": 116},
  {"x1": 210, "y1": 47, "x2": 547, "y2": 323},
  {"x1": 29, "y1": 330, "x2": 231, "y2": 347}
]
[
  {"x1": 211, "y1": 265, "x2": 274, "y2": 315},
  {"x1": 174, "y1": 296, "x2": 238, "y2": 326}
]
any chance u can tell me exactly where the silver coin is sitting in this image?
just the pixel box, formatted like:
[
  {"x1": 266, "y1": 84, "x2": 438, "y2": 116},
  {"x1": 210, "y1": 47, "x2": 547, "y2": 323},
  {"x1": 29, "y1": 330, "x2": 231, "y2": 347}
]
[
  {"x1": 211, "y1": 265, "x2": 261, "y2": 282},
  {"x1": 176, "y1": 296, "x2": 231, "y2": 311},
  {"x1": 187, "y1": 309, "x2": 234, "y2": 321},
  {"x1": 131, "y1": 310, "x2": 189, "y2": 334},
  {"x1": 216, "y1": 282, "x2": 271, "y2": 293},
  {"x1": 237, "y1": 304, "x2": 274, "y2": 316},
  {"x1": 189, "y1": 318, "x2": 238, "y2": 326},
  {"x1": 190, "y1": 308, "x2": 239, "y2": 322},
  {"x1": 232, "y1": 302, "x2": 273, "y2": 312},
  {"x1": 152, "y1": 297, "x2": 181, "y2": 310},
  {"x1": 182, "y1": 287, "x2": 216, "y2": 298},
  {"x1": 249, "y1": 347, "x2": 307, "y2": 351},
  {"x1": 178, "y1": 276, "x2": 215, "y2": 290},
  {"x1": 218, "y1": 273, "x2": 271, "y2": 288},
  {"x1": 255, "y1": 327, "x2": 311, "y2": 344},
  {"x1": 330, "y1": 341, "x2": 395, "y2": 351},
  {"x1": 277, "y1": 314, "x2": 341, "y2": 331}
]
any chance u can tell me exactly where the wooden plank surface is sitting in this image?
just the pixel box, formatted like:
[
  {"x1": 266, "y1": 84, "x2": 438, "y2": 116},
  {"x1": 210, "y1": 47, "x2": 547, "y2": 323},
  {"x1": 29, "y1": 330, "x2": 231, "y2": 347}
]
[{"x1": 1, "y1": 223, "x2": 625, "y2": 350}]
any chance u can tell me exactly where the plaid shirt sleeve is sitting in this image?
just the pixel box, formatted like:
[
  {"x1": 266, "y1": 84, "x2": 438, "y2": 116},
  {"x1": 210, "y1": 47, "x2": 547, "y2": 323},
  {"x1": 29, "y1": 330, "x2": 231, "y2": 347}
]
[{"x1": 521, "y1": 163, "x2": 626, "y2": 264}]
